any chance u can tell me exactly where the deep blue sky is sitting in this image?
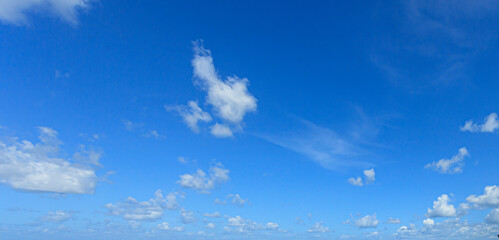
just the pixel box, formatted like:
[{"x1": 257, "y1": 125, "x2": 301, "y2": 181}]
[{"x1": 0, "y1": 0, "x2": 498, "y2": 239}]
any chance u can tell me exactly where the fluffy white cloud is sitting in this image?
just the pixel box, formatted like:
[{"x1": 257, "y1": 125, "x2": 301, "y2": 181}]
[
  {"x1": 347, "y1": 177, "x2": 363, "y2": 186},
  {"x1": 157, "y1": 222, "x2": 184, "y2": 232},
  {"x1": 192, "y1": 42, "x2": 257, "y2": 124},
  {"x1": 461, "y1": 113, "x2": 499, "y2": 133},
  {"x1": 485, "y1": 208, "x2": 499, "y2": 224},
  {"x1": 0, "y1": 0, "x2": 90, "y2": 25},
  {"x1": 354, "y1": 214, "x2": 379, "y2": 228},
  {"x1": 40, "y1": 210, "x2": 72, "y2": 223},
  {"x1": 177, "y1": 162, "x2": 229, "y2": 193},
  {"x1": 105, "y1": 190, "x2": 179, "y2": 221},
  {"x1": 307, "y1": 222, "x2": 330, "y2": 233},
  {"x1": 466, "y1": 185, "x2": 499, "y2": 208},
  {"x1": 423, "y1": 218, "x2": 435, "y2": 227},
  {"x1": 180, "y1": 208, "x2": 196, "y2": 224},
  {"x1": 363, "y1": 169, "x2": 375, "y2": 184},
  {"x1": 0, "y1": 127, "x2": 98, "y2": 194},
  {"x1": 210, "y1": 123, "x2": 233, "y2": 138},
  {"x1": 426, "y1": 194, "x2": 457, "y2": 218},
  {"x1": 225, "y1": 216, "x2": 280, "y2": 233},
  {"x1": 228, "y1": 194, "x2": 248, "y2": 207},
  {"x1": 206, "y1": 223, "x2": 215, "y2": 229},
  {"x1": 166, "y1": 101, "x2": 212, "y2": 133},
  {"x1": 425, "y1": 147, "x2": 469, "y2": 174},
  {"x1": 386, "y1": 217, "x2": 401, "y2": 224},
  {"x1": 348, "y1": 169, "x2": 375, "y2": 186}
]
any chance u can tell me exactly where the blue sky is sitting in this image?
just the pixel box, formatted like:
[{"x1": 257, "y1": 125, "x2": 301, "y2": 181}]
[{"x1": 0, "y1": 0, "x2": 499, "y2": 239}]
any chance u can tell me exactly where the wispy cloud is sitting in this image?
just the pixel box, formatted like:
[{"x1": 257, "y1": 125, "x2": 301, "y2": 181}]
[
  {"x1": 0, "y1": 0, "x2": 92, "y2": 26},
  {"x1": 425, "y1": 147, "x2": 469, "y2": 174}
]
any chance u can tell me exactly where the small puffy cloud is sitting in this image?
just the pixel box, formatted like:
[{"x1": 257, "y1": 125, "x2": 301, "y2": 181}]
[
  {"x1": 157, "y1": 222, "x2": 184, "y2": 232},
  {"x1": 0, "y1": 0, "x2": 90, "y2": 25},
  {"x1": 426, "y1": 194, "x2": 457, "y2": 218},
  {"x1": 348, "y1": 177, "x2": 363, "y2": 186},
  {"x1": 40, "y1": 210, "x2": 72, "y2": 223},
  {"x1": 177, "y1": 162, "x2": 229, "y2": 193},
  {"x1": 210, "y1": 123, "x2": 233, "y2": 138},
  {"x1": 105, "y1": 190, "x2": 179, "y2": 221},
  {"x1": 348, "y1": 169, "x2": 375, "y2": 186},
  {"x1": 307, "y1": 222, "x2": 330, "y2": 233},
  {"x1": 485, "y1": 209, "x2": 499, "y2": 224},
  {"x1": 192, "y1": 42, "x2": 257, "y2": 125},
  {"x1": 461, "y1": 113, "x2": 499, "y2": 133},
  {"x1": 266, "y1": 222, "x2": 279, "y2": 230},
  {"x1": 363, "y1": 169, "x2": 375, "y2": 184},
  {"x1": 354, "y1": 214, "x2": 379, "y2": 228},
  {"x1": 226, "y1": 216, "x2": 261, "y2": 233},
  {"x1": 0, "y1": 127, "x2": 99, "y2": 194},
  {"x1": 425, "y1": 147, "x2": 469, "y2": 174},
  {"x1": 206, "y1": 223, "x2": 215, "y2": 229},
  {"x1": 166, "y1": 101, "x2": 211, "y2": 133},
  {"x1": 228, "y1": 194, "x2": 248, "y2": 207},
  {"x1": 203, "y1": 211, "x2": 221, "y2": 218},
  {"x1": 466, "y1": 185, "x2": 499, "y2": 208},
  {"x1": 423, "y1": 218, "x2": 435, "y2": 227},
  {"x1": 180, "y1": 208, "x2": 196, "y2": 224},
  {"x1": 386, "y1": 217, "x2": 401, "y2": 224}
]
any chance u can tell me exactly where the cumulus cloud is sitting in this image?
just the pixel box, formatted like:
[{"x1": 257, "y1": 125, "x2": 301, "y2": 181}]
[
  {"x1": 225, "y1": 216, "x2": 280, "y2": 233},
  {"x1": 485, "y1": 208, "x2": 499, "y2": 224},
  {"x1": 40, "y1": 210, "x2": 72, "y2": 223},
  {"x1": 203, "y1": 211, "x2": 221, "y2": 218},
  {"x1": 348, "y1": 169, "x2": 375, "y2": 186},
  {"x1": 210, "y1": 123, "x2": 233, "y2": 138},
  {"x1": 0, "y1": 127, "x2": 99, "y2": 194},
  {"x1": 177, "y1": 162, "x2": 229, "y2": 193},
  {"x1": 0, "y1": 0, "x2": 90, "y2": 25},
  {"x1": 354, "y1": 214, "x2": 379, "y2": 228},
  {"x1": 105, "y1": 190, "x2": 180, "y2": 221},
  {"x1": 461, "y1": 113, "x2": 499, "y2": 133},
  {"x1": 425, "y1": 147, "x2": 469, "y2": 174},
  {"x1": 166, "y1": 101, "x2": 212, "y2": 133},
  {"x1": 426, "y1": 194, "x2": 457, "y2": 218},
  {"x1": 423, "y1": 218, "x2": 435, "y2": 227},
  {"x1": 157, "y1": 222, "x2": 184, "y2": 232},
  {"x1": 395, "y1": 218, "x2": 496, "y2": 240},
  {"x1": 192, "y1": 42, "x2": 257, "y2": 124},
  {"x1": 307, "y1": 222, "x2": 330, "y2": 233},
  {"x1": 466, "y1": 185, "x2": 499, "y2": 208},
  {"x1": 180, "y1": 208, "x2": 196, "y2": 224}
]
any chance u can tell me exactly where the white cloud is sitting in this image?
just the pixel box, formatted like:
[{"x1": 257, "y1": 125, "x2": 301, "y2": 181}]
[
  {"x1": 177, "y1": 162, "x2": 229, "y2": 193},
  {"x1": 363, "y1": 169, "x2": 375, "y2": 184},
  {"x1": 40, "y1": 210, "x2": 72, "y2": 223},
  {"x1": 180, "y1": 208, "x2": 196, "y2": 224},
  {"x1": 0, "y1": 0, "x2": 90, "y2": 25},
  {"x1": 178, "y1": 156, "x2": 187, "y2": 164},
  {"x1": 266, "y1": 222, "x2": 279, "y2": 230},
  {"x1": 157, "y1": 222, "x2": 184, "y2": 232},
  {"x1": 461, "y1": 113, "x2": 499, "y2": 133},
  {"x1": 192, "y1": 42, "x2": 257, "y2": 125},
  {"x1": 0, "y1": 127, "x2": 99, "y2": 194},
  {"x1": 166, "y1": 101, "x2": 212, "y2": 133},
  {"x1": 423, "y1": 218, "x2": 435, "y2": 227},
  {"x1": 227, "y1": 194, "x2": 248, "y2": 207},
  {"x1": 485, "y1": 208, "x2": 499, "y2": 224},
  {"x1": 348, "y1": 177, "x2": 363, "y2": 186},
  {"x1": 466, "y1": 185, "x2": 499, "y2": 208},
  {"x1": 143, "y1": 130, "x2": 166, "y2": 139},
  {"x1": 105, "y1": 190, "x2": 179, "y2": 221},
  {"x1": 426, "y1": 194, "x2": 457, "y2": 218},
  {"x1": 203, "y1": 211, "x2": 221, "y2": 218},
  {"x1": 307, "y1": 222, "x2": 330, "y2": 233},
  {"x1": 348, "y1": 169, "x2": 375, "y2": 186},
  {"x1": 210, "y1": 123, "x2": 233, "y2": 138},
  {"x1": 226, "y1": 216, "x2": 261, "y2": 233},
  {"x1": 354, "y1": 214, "x2": 379, "y2": 228},
  {"x1": 425, "y1": 147, "x2": 469, "y2": 174},
  {"x1": 206, "y1": 223, "x2": 215, "y2": 229},
  {"x1": 386, "y1": 217, "x2": 401, "y2": 224},
  {"x1": 395, "y1": 218, "x2": 497, "y2": 240}
]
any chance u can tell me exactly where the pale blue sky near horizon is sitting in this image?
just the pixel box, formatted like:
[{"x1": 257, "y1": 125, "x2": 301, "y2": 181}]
[{"x1": 0, "y1": 0, "x2": 499, "y2": 239}]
